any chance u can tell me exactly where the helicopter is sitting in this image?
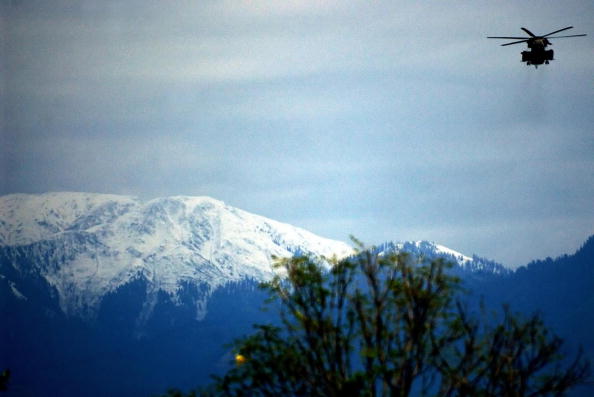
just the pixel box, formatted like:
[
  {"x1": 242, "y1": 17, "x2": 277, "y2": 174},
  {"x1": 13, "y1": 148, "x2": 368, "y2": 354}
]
[{"x1": 487, "y1": 26, "x2": 586, "y2": 67}]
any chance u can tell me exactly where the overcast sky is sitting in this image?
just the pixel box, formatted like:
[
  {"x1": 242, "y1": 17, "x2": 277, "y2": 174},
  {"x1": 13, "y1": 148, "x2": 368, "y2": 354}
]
[{"x1": 2, "y1": 0, "x2": 593, "y2": 267}]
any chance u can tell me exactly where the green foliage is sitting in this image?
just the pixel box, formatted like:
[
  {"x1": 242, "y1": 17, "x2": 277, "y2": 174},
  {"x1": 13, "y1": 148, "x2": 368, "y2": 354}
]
[
  {"x1": 169, "y1": 241, "x2": 591, "y2": 396},
  {"x1": 434, "y1": 304, "x2": 590, "y2": 396}
]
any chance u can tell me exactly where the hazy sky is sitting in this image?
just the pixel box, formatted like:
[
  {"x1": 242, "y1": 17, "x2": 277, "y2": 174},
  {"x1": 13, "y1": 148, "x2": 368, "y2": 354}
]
[{"x1": 2, "y1": 0, "x2": 593, "y2": 267}]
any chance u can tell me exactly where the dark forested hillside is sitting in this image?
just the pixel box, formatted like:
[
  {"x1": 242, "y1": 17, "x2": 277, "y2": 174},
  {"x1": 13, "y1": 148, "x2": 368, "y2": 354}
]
[
  {"x1": 0, "y1": 275, "x2": 270, "y2": 397},
  {"x1": 1, "y1": 236, "x2": 593, "y2": 396},
  {"x1": 468, "y1": 236, "x2": 594, "y2": 348}
]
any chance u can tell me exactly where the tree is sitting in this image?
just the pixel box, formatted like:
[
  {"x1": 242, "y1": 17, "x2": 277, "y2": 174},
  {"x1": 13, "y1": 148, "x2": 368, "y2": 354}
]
[{"x1": 174, "y1": 241, "x2": 591, "y2": 396}]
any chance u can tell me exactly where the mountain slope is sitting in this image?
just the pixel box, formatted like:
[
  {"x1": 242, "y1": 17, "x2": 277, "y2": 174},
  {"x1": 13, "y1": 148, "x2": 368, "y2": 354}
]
[
  {"x1": 0, "y1": 192, "x2": 353, "y2": 319},
  {"x1": 2, "y1": 192, "x2": 591, "y2": 396},
  {"x1": 376, "y1": 240, "x2": 510, "y2": 275}
]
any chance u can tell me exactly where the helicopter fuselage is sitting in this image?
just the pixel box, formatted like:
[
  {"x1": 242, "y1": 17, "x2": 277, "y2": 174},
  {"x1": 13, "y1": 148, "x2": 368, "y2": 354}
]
[{"x1": 522, "y1": 38, "x2": 553, "y2": 67}]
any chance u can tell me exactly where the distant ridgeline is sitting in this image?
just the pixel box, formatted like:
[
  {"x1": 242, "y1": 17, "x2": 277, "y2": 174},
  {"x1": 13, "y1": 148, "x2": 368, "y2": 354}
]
[
  {"x1": 1, "y1": 193, "x2": 592, "y2": 396},
  {"x1": 375, "y1": 240, "x2": 511, "y2": 275}
]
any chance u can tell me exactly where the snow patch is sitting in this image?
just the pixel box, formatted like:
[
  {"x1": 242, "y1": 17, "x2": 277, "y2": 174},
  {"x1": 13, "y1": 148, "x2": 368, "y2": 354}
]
[{"x1": 0, "y1": 193, "x2": 353, "y2": 316}]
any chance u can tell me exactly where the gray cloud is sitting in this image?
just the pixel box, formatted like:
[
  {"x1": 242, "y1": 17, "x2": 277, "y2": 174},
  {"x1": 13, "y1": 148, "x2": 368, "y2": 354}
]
[{"x1": 2, "y1": 0, "x2": 593, "y2": 266}]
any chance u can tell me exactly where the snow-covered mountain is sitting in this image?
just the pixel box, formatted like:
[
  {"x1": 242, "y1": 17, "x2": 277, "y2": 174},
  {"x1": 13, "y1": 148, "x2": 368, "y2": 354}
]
[
  {"x1": 0, "y1": 192, "x2": 506, "y2": 320},
  {"x1": 376, "y1": 241, "x2": 509, "y2": 275},
  {"x1": 5, "y1": 192, "x2": 589, "y2": 397},
  {"x1": 0, "y1": 192, "x2": 352, "y2": 318}
]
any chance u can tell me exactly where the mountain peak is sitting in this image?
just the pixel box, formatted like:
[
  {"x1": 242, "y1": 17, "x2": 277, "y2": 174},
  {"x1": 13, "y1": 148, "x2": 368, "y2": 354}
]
[
  {"x1": 0, "y1": 192, "x2": 353, "y2": 317},
  {"x1": 1, "y1": 192, "x2": 508, "y2": 319},
  {"x1": 376, "y1": 240, "x2": 508, "y2": 274}
]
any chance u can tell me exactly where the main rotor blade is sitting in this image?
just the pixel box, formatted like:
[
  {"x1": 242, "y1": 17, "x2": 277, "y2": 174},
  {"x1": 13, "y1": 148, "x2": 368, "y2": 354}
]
[
  {"x1": 546, "y1": 34, "x2": 587, "y2": 39},
  {"x1": 521, "y1": 27, "x2": 536, "y2": 37},
  {"x1": 501, "y1": 40, "x2": 529, "y2": 46},
  {"x1": 543, "y1": 26, "x2": 574, "y2": 37},
  {"x1": 487, "y1": 36, "x2": 529, "y2": 39}
]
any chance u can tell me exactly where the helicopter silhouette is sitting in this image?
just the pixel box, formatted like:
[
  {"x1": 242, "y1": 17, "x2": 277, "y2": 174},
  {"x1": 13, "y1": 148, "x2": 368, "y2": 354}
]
[{"x1": 487, "y1": 26, "x2": 586, "y2": 67}]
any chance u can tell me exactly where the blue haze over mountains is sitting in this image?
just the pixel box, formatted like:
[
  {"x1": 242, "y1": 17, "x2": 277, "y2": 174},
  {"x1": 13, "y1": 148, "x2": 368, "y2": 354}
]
[{"x1": 0, "y1": 193, "x2": 593, "y2": 396}]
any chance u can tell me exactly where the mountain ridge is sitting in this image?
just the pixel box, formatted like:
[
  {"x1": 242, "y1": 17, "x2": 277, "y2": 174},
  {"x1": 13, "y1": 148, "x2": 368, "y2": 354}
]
[
  {"x1": 0, "y1": 192, "x2": 353, "y2": 318},
  {"x1": 1, "y1": 192, "x2": 508, "y2": 320}
]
